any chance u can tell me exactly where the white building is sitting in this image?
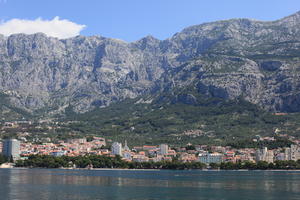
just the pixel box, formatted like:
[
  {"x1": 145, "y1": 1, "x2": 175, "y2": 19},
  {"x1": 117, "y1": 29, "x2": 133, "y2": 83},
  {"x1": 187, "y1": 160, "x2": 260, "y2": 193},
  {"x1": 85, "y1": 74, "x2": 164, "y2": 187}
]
[
  {"x1": 159, "y1": 144, "x2": 168, "y2": 155},
  {"x1": 285, "y1": 147, "x2": 291, "y2": 160},
  {"x1": 199, "y1": 153, "x2": 223, "y2": 164},
  {"x1": 290, "y1": 145, "x2": 300, "y2": 161},
  {"x1": 2, "y1": 139, "x2": 20, "y2": 161},
  {"x1": 285, "y1": 145, "x2": 300, "y2": 161},
  {"x1": 123, "y1": 151, "x2": 132, "y2": 161},
  {"x1": 123, "y1": 140, "x2": 130, "y2": 151},
  {"x1": 67, "y1": 138, "x2": 87, "y2": 144},
  {"x1": 256, "y1": 147, "x2": 274, "y2": 163},
  {"x1": 275, "y1": 153, "x2": 285, "y2": 161},
  {"x1": 132, "y1": 154, "x2": 149, "y2": 162},
  {"x1": 112, "y1": 142, "x2": 122, "y2": 156}
]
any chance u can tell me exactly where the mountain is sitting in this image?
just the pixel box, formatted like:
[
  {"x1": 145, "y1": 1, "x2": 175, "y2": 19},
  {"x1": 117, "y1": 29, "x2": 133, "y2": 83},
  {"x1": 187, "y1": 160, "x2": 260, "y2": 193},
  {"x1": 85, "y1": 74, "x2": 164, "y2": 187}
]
[
  {"x1": 0, "y1": 92, "x2": 32, "y2": 121},
  {"x1": 1, "y1": 11, "x2": 300, "y2": 116}
]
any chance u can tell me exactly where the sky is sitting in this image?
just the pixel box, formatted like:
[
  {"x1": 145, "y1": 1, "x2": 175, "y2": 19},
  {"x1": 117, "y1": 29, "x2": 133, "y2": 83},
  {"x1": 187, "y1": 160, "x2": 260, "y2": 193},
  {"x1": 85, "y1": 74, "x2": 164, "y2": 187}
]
[{"x1": 0, "y1": 0, "x2": 299, "y2": 41}]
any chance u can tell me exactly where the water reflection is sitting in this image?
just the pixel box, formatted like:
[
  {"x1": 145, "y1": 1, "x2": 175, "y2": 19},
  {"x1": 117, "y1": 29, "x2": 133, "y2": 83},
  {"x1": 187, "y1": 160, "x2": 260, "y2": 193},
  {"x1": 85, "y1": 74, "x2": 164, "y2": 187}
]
[{"x1": 0, "y1": 169, "x2": 300, "y2": 200}]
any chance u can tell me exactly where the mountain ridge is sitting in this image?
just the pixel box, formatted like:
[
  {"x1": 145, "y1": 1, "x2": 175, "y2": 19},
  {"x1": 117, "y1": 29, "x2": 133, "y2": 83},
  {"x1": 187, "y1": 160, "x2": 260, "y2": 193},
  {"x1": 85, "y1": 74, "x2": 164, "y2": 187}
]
[{"x1": 0, "y1": 11, "x2": 300, "y2": 116}]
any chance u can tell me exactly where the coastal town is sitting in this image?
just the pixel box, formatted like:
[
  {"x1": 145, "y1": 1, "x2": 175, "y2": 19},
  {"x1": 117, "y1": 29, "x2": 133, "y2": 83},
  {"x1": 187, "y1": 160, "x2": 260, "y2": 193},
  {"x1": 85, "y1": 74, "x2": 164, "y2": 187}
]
[{"x1": 1, "y1": 121, "x2": 300, "y2": 168}]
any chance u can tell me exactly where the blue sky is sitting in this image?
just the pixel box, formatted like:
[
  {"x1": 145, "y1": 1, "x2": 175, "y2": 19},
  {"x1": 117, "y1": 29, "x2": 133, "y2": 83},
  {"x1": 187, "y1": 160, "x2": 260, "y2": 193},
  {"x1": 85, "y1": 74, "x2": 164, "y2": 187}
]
[{"x1": 0, "y1": 0, "x2": 300, "y2": 41}]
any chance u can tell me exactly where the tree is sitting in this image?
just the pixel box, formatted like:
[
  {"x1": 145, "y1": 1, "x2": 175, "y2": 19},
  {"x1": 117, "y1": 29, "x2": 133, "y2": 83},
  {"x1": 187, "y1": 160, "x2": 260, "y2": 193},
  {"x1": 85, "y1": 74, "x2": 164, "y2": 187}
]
[
  {"x1": 0, "y1": 155, "x2": 7, "y2": 165},
  {"x1": 185, "y1": 145, "x2": 196, "y2": 151},
  {"x1": 256, "y1": 161, "x2": 269, "y2": 170},
  {"x1": 209, "y1": 163, "x2": 220, "y2": 169}
]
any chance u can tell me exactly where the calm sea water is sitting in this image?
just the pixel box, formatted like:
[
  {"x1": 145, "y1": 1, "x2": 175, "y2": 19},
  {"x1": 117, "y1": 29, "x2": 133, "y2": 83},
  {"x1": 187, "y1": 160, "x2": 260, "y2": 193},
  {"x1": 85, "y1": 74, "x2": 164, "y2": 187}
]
[{"x1": 0, "y1": 169, "x2": 300, "y2": 200}]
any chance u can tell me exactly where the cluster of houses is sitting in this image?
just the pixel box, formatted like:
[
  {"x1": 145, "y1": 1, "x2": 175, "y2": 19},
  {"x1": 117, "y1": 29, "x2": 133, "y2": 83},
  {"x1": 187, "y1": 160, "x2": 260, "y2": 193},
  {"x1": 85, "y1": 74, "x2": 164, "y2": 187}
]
[
  {"x1": 1, "y1": 136, "x2": 300, "y2": 165},
  {"x1": 20, "y1": 137, "x2": 106, "y2": 157},
  {"x1": 1, "y1": 121, "x2": 300, "y2": 165}
]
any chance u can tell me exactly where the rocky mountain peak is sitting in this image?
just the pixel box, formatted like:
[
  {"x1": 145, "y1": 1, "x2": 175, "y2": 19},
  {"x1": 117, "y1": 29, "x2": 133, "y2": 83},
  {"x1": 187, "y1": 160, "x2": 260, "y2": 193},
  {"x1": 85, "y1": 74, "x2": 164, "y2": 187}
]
[
  {"x1": 276, "y1": 10, "x2": 300, "y2": 26},
  {"x1": 1, "y1": 11, "x2": 300, "y2": 115},
  {"x1": 132, "y1": 35, "x2": 161, "y2": 50}
]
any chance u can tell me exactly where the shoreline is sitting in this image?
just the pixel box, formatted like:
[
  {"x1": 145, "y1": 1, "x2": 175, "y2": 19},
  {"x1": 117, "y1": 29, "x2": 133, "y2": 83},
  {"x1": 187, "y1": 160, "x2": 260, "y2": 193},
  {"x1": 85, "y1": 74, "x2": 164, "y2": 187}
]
[{"x1": 2, "y1": 166, "x2": 300, "y2": 172}]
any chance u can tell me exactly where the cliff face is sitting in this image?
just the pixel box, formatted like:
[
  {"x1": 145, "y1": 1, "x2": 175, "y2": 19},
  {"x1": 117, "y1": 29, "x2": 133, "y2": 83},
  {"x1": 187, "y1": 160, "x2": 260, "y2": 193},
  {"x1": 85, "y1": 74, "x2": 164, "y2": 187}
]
[{"x1": 1, "y1": 12, "x2": 300, "y2": 114}]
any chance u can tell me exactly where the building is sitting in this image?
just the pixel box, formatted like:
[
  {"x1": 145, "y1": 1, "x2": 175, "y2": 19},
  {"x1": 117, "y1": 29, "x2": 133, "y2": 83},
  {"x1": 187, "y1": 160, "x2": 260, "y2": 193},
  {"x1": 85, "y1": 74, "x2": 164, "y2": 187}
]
[
  {"x1": 132, "y1": 154, "x2": 149, "y2": 162},
  {"x1": 290, "y1": 145, "x2": 300, "y2": 161},
  {"x1": 159, "y1": 144, "x2": 168, "y2": 155},
  {"x1": 143, "y1": 145, "x2": 157, "y2": 151},
  {"x1": 256, "y1": 147, "x2": 274, "y2": 163},
  {"x1": 199, "y1": 153, "x2": 223, "y2": 164},
  {"x1": 275, "y1": 153, "x2": 285, "y2": 161},
  {"x1": 122, "y1": 151, "x2": 132, "y2": 161},
  {"x1": 265, "y1": 150, "x2": 274, "y2": 163},
  {"x1": 179, "y1": 153, "x2": 197, "y2": 162},
  {"x1": 0, "y1": 140, "x2": 2, "y2": 153},
  {"x1": 51, "y1": 151, "x2": 65, "y2": 157},
  {"x1": 123, "y1": 140, "x2": 130, "y2": 151},
  {"x1": 67, "y1": 138, "x2": 87, "y2": 144},
  {"x1": 224, "y1": 151, "x2": 236, "y2": 163},
  {"x1": 112, "y1": 142, "x2": 122, "y2": 156},
  {"x1": 2, "y1": 139, "x2": 20, "y2": 161},
  {"x1": 285, "y1": 145, "x2": 300, "y2": 161}
]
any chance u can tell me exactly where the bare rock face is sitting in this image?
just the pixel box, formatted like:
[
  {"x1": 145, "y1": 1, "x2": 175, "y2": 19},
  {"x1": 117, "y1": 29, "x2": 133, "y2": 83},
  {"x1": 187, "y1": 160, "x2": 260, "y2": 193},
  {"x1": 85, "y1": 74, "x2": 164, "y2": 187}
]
[{"x1": 1, "y1": 12, "x2": 300, "y2": 114}]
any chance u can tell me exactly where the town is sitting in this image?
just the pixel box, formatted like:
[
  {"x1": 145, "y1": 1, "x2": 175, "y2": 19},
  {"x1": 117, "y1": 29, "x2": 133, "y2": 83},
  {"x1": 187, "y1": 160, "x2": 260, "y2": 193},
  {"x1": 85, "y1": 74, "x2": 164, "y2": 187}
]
[
  {"x1": 1, "y1": 120, "x2": 300, "y2": 169},
  {"x1": 1, "y1": 131, "x2": 300, "y2": 169}
]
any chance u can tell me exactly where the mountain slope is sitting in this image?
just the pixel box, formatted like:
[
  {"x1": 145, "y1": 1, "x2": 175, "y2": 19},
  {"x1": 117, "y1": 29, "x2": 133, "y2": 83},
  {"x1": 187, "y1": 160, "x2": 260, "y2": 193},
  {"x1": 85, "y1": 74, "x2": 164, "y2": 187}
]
[
  {"x1": 0, "y1": 12, "x2": 300, "y2": 115},
  {"x1": 0, "y1": 92, "x2": 32, "y2": 121},
  {"x1": 63, "y1": 88, "x2": 300, "y2": 145}
]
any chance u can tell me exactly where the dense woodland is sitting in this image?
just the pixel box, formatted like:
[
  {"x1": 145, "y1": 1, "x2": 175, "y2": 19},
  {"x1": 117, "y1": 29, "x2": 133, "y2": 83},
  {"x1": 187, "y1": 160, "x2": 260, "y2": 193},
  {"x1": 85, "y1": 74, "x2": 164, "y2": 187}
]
[
  {"x1": 15, "y1": 155, "x2": 206, "y2": 170},
  {"x1": 14, "y1": 155, "x2": 300, "y2": 170},
  {"x1": 0, "y1": 155, "x2": 7, "y2": 165},
  {"x1": 211, "y1": 160, "x2": 300, "y2": 170}
]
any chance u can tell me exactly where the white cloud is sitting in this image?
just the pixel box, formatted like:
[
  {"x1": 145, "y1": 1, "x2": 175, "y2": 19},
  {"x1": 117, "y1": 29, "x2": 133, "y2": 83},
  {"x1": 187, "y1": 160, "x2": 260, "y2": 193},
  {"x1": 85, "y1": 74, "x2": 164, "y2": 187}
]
[{"x1": 0, "y1": 17, "x2": 86, "y2": 39}]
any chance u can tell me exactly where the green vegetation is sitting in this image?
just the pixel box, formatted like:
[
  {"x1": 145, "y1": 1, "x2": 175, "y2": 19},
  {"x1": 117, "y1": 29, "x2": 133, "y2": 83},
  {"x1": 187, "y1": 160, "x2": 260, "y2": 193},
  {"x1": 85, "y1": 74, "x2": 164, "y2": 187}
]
[
  {"x1": 1, "y1": 87, "x2": 300, "y2": 148},
  {"x1": 0, "y1": 92, "x2": 32, "y2": 121},
  {"x1": 0, "y1": 155, "x2": 7, "y2": 165},
  {"x1": 14, "y1": 155, "x2": 300, "y2": 170},
  {"x1": 210, "y1": 160, "x2": 300, "y2": 170},
  {"x1": 226, "y1": 136, "x2": 294, "y2": 149},
  {"x1": 15, "y1": 155, "x2": 206, "y2": 170},
  {"x1": 61, "y1": 87, "x2": 300, "y2": 146}
]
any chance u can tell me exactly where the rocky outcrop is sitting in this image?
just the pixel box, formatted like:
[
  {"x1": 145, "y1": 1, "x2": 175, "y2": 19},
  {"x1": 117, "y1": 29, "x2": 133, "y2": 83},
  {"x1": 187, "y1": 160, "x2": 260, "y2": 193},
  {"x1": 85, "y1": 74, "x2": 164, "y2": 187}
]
[{"x1": 1, "y1": 12, "x2": 300, "y2": 114}]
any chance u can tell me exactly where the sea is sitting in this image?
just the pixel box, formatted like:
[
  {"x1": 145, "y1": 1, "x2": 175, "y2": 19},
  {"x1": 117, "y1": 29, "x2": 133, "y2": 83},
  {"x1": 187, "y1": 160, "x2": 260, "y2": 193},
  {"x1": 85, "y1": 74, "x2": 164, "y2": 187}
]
[{"x1": 0, "y1": 168, "x2": 299, "y2": 200}]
